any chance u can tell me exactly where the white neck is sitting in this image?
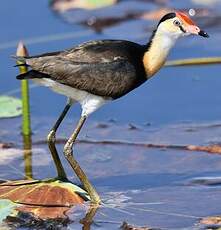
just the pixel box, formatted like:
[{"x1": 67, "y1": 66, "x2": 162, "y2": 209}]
[{"x1": 143, "y1": 30, "x2": 178, "y2": 77}]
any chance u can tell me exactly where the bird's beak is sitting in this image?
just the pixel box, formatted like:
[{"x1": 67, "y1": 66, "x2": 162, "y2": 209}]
[
  {"x1": 198, "y1": 30, "x2": 209, "y2": 38},
  {"x1": 185, "y1": 25, "x2": 209, "y2": 38}
]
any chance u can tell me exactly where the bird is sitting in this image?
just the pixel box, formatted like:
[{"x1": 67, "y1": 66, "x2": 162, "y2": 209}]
[{"x1": 16, "y1": 11, "x2": 209, "y2": 204}]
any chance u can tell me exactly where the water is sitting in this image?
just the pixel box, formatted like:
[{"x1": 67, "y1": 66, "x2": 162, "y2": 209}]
[{"x1": 0, "y1": 0, "x2": 221, "y2": 229}]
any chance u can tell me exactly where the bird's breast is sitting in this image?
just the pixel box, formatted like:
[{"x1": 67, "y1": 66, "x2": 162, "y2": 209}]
[{"x1": 143, "y1": 52, "x2": 166, "y2": 77}]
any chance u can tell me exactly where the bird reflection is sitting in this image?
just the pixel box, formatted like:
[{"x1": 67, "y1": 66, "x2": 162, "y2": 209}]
[
  {"x1": 23, "y1": 134, "x2": 33, "y2": 179},
  {"x1": 80, "y1": 205, "x2": 99, "y2": 230}
]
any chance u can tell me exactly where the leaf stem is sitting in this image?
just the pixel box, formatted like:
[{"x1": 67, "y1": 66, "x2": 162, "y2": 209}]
[
  {"x1": 165, "y1": 57, "x2": 221, "y2": 67},
  {"x1": 16, "y1": 42, "x2": 31, "y2": 136},
  {"x1": 16, "y1": 41, "x2": 33, "y2": 179}
]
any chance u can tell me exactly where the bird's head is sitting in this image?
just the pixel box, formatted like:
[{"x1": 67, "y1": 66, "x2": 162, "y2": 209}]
[{"x1": 157, "y1": 11, "x2": 209, "y2": 40}]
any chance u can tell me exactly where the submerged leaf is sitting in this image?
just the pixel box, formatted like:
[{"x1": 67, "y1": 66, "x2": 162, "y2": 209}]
[
  {"x1": 0, "y1": 179, "x2": 88, "y2": 220},
  {"x1": 0, "y1": 96, "x2": 22, "y2": 118},
  {"x1": 0, "y1": 199, "x2": 18, "y2": 222}
]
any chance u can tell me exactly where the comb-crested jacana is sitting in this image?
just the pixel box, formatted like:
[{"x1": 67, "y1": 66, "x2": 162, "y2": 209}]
[{"x1": 16, "y1": 11, "x2": 209, "y2": 204}]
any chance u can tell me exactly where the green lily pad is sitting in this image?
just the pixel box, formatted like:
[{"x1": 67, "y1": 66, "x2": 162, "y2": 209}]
[
  {"x1": 52, "y1": 0, "x2": 117, "y2": 11},
  {"x1": 0, "y1": 96, "x2": 22, "y2": 118},
  {"x1": 0, "y1": 199, "x2": 18, "y2": 222},
  {"x1": 85, "y1": 0, "x2": 117, "y2": 9}
]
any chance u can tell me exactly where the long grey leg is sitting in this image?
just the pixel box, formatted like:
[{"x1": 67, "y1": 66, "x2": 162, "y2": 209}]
[
  {"x1": 47, "y1": 98, "x2": 73, "y2": 180},
  {"x1": 63, "y1": 115, "x2": 101, "y2": 204}
]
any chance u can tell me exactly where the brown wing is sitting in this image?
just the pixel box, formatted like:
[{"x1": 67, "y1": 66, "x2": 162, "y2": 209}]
[
  {"x1": 62, "y1": 40, "x2": 143, "y2": 63},
  {"x1": 27, "y1": 40, "x2": 145, "y2": 64},
  {"x1": 23, "y1": 40, "x2": 147, "y2": 98},
  {"x1": 30, "y1": 58, "x2": 145, "y2": 99}
]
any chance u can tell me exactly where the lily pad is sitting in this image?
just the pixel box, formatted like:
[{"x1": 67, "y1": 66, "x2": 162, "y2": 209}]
[
  {"x1": 0, "y1": 179, "x2": 88, "y2": 220},
  {"x1": 0, "y1": 199, "x2": 18, "y2": 222},
  {"x1": 121, "y1": 221, "x2": 158, "y2": 230},
  {"x1": 0, "y1": 96, "x2": 22, "y2": 118},
  {"x1": 52, "y1": 0, "x2": 117, "y2": 12},
  {"x1": 200, "y1": 215, "x2": 221, "y2": 225}
]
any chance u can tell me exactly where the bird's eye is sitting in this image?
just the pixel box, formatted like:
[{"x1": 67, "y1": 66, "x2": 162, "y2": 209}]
[{"x1": 173, "y1": 20, "x2": 181, "y2": 26}]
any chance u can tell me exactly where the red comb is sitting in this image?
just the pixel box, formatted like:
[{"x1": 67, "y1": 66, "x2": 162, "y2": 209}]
[{"x1": 176, "y1": 11, "x2": 195, "y2": 25}]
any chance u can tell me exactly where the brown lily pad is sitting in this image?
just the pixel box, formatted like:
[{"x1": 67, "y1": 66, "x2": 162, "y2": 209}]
[
  {"x1": 200, "y1": 215, "x2": 221, "y2": 225},
  {"x1": 186, "y1": 144, "x2": 221, "y2": 154},
  {"x1": 0, "y1": 143, "x2": 12, "y2": 149},
  {"x1": 120, "y1": 221, "x2": 160, "y2": 230},
  {"x1": 0, "y1": 179, "x2": 88, "y2": 219}
]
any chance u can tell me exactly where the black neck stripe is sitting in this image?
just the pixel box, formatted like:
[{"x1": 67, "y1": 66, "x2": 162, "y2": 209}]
[
  {"x1": 179, "y1": 25, "x2": 186, "y2": 33},
  {"x1": 158, "y1": 12, "x2": 176, "y2": 26}
]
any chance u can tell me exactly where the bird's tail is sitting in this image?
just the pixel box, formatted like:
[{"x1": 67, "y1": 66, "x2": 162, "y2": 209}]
[
  {"x1": 14, "y1": 55, "x2": 50, "y2": 80},
  {"x1": 14, "y1": 56, "x2": 30, "y2": 80},
  {"x1": 16, "y1": 70, "x2": 49, "y2": 80},
  {"x1": 14, "y1": 63, "x2": 29, "y2": 68},
  {"x1": 13, "y1": 55, "x2": 29, "y2": 70}
]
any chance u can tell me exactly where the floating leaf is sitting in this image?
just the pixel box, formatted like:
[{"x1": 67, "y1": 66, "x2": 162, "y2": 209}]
[
  {"x1": 0, "y1": 179, "x2": 88, "y2": 220},
  {"x1": 200, "y1": 215, "x2": 221, "y2": 225},
  {"x1": 120, "y1": 221, "x2": 156, "y2": 230},
  {"x1": 0, "y1": 143, "x2": 12, "y2": 149},
  {"x1": 0, "y1": 199, "x2": 18, "y2": 222},
  {"x1": 52, "y1": 0, "x2": 117, "y2": 12},
  {"x1": 0, "y1": 96, "x2": 22, "y2": 118}
]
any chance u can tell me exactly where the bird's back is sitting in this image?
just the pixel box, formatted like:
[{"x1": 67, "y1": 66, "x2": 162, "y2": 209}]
[{"x1": 17, "y1": 40, "x2": 148, "y2": 99}]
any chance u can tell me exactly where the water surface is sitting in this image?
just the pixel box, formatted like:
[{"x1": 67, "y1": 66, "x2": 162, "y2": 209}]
[{"x1": 0, "y1": 0, "x2": 221, "y2": 229}]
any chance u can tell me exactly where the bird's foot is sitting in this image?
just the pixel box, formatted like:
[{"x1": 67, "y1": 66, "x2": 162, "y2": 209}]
[
  {"x1": 47, "y1": 130, "x2": 56, "y2": 144},
  {"x1": 64, "y1": 144, "x2": 74, "y2": 158}
]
